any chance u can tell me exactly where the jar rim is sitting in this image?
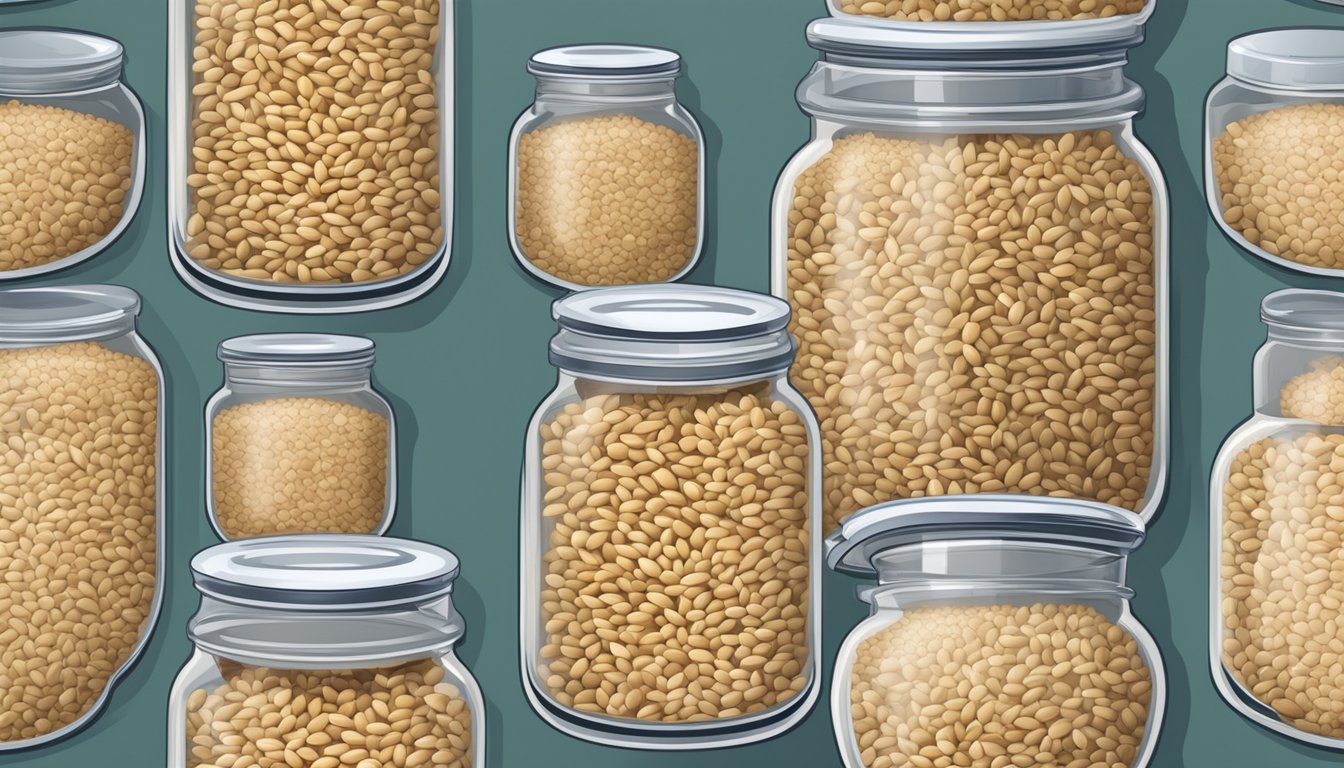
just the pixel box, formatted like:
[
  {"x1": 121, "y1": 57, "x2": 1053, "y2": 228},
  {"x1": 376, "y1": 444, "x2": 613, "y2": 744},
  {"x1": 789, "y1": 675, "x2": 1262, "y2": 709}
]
[
  {"x1": 529, "y1": 44, "x2": 681, "y2": 80},
  {"x1": 806, "y1": 17, "x2": 1144, "y2": 63},
  {"x1": 0, "y1": 29, "x2": 124, "y2": 95},
  {"x1": 217, "y1": 333, "x2": 376, "y2": 367},
  {"x1": 1261, "y1": 288, "x2": 1344, "y2": 341},
  {"x1": 0, "y1": 284, "x2": 140, "y2": 344},
  {"x1": 1227, "y1": 28, "x2": 1344, "y2": 91}
]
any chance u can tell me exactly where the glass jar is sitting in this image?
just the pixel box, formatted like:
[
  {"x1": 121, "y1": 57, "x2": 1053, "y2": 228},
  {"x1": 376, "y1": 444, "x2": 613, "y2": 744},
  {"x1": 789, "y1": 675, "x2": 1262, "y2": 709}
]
[
  {"x1": 827, "y1": 496, "x2": 1165, "y2": 768},
  {"x1": 206, "y1": 334, "x2": 395, "y2": 541},
  {"x1": 508, "y1": 45, "x2": 705, "y2": 291},
  {"x1": 168, "y1": 536, "x2": 483, "y2": 768},
  {"x1": 827, "y1": 0, "x2": 1155, "y2": 24},
  {"x1": 1205, "y1": 30, "x2": 1344, "y2": 277},
  {"x1": 774, "y1": 18, "x2": 1169, "y2": 535},
  {"x1": 1211, "y1": 289, "x2": 1344, "y2": 749},
  {"x1": 521, "y1": 285, "x2": 821, "y2": 748},
  {"x1": 0, "y1": 30, "x2": 146, "y2": 280},
  {"x1": 0, "y1": 285, "x2": 164, "y2": 751},
  {"x1": 168, "y1": 0, "x2": 454, "y2": 313}
]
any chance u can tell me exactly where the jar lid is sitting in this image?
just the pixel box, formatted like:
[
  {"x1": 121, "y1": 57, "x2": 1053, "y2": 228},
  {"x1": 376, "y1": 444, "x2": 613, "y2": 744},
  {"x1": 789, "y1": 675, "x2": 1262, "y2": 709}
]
[
  {"x1": 0, "y1": 29, "x2": 124, "y2": 95},
  {"x1": 807, "y1": 16, "x2": 1144, "y2": 62},
  {"x1": 0, "y1": 285, "x2": 140, "y2": 344},
  {"x1": 192, "y1": 535, "x2": 460, "y2": 610},
  {"x1": 1227, "y1": 29, "x2": 1344, "y2": 90},
  {"x1": 218, "y1": 333, "x2": 376, "y2": 367},
  {"x1": 1260, "y1": 288, "x2": 1344, "y2": 339},
  {"x1": 549, "y1": 285, "x2": 796, "y2": 382},
  {"x1": 528, "y1": 44, "x2": 682, "y2": 78},
  {"x1": 826, "y1": 495, "x2": 1146, "y2": 577}
]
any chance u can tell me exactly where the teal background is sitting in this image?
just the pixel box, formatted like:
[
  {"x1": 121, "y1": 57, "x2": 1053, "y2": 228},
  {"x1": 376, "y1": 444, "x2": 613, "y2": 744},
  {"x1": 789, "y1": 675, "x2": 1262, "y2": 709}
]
[{"x1": 0, "y1": 0, "x2": 1342, "y2": 765}]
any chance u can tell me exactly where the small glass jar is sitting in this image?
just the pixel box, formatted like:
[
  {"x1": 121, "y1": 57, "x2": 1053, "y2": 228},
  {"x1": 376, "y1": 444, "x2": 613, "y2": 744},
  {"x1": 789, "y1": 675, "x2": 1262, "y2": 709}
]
[
  {"x1": 827, "y1": 496, "x2": 1165, "y2": 768},
  {"x1": 168, "y1": 0, "x2": 454, "y2": 313},
  {"x1": 0, "y1": 30, "x2": 146, "y2": 280},
  {"x1": 1211, "y1": 289, "x2": 1344, "y2": 749},
  {"x1": 508, "y1": 45, "x2": 705, "y2": 291},
  {"x1": 521, "y1": 285, "x2": 821, "y2": 748},
  {"x1": 774, "y1": 18, "x2": 1169, "y2": 535},
  {"x1": 206, "y1": 334, "x2": 396, "y2": 541},
  {"x1": 0, "y1": 285, "x2": 164, "y2": 751},
  {"x1": 1206, "y1": 30, "x2": 1344, "y2": 276},
  {"x1": 168, "y1": 536, "x2": 484, "y2": 768},
  {"x1": 827, "y1": 0, "x2": 1155, "y2": 24}
]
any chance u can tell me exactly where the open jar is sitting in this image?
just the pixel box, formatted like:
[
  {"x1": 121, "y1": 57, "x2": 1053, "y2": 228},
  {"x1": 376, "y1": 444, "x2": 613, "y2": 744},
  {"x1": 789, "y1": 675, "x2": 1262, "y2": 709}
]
[
  {"x1": 168, "y1": 536, "x2": 483, "y2": 768},
  {"x1": 0, "y1": 30, "x2": 145, "y2": 279},
  {"x1": 1206, "y1": 29, "x2": 1344, "y2": 276},
  {"x1": 206, "y1": 334, "x2": 395, "y2": 540},
  {"x1": 827, "y1": 496, "x2": 1165, "y2": 768},
  {"x1": 521, "y1": 285, "x2": 821, "y2": 748},
  {"x1": 1211, "y1": 289, "x2": 1344, "y2": 749},
  {"x1": 508, "y1": 45, "x2": 705, "y2": 291},
  {"x1": 828, "y1": 0, "x2": 1155, "y2": 23}
]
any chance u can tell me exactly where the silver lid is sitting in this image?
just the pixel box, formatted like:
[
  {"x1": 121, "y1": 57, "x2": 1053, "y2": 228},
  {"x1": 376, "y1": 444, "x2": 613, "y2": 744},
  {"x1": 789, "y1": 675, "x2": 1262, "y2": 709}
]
[
  {"x1": 1227, "y1": 29, "x2": 1344, "y2": 90},
  {"x1": 0, "y1": 285, "x2": 140, "y2": 344},
  {"x1": 528, "y1": 45, "x2": 681, "y2": 78},
  {"x1": 826, "y1": 495, "x2": 1146, "y2": 577},
  {"x1": 218, "y1": 333, "x2": 376, "y2": 367},
  {"x1": 807, "y1": 16, "x2": 1144, "y2": 62},
  {"x1": 0, "y1": 29, "x2": 124, "y2": 95},
  {"x1": 1260, "y1": 288, "x2": 1344, "y2": 344}
]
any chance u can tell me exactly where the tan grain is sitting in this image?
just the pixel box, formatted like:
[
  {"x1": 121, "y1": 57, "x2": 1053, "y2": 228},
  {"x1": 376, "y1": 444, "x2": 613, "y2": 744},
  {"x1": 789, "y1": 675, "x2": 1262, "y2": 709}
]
[
  {"x1": 1280, "y1": 356, "x2": 1344, "y2": 424},
  {"x1": 838, "y1": 0, "x2": 1145, "y2": 20}
]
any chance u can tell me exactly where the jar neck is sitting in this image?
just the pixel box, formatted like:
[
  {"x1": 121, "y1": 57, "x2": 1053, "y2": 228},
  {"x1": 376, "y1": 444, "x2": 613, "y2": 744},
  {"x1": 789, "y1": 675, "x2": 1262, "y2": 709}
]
[
  {"x1": 534, "y1": 74, "x2": 677, "y2": 106},
  {"x1": 223, "y1": 361, "x2": 373, "y2": 390},
  {"x1": 561, "y1": 369, "x2": 786, "y2": 395},
  {"x1": 1254, "y1": 334, "x2": 1344, "y2": 415}
]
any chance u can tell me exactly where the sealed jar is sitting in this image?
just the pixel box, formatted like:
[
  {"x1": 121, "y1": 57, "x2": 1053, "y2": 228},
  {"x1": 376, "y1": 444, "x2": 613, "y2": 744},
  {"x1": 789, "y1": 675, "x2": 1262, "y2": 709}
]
[
  {"x1": 0, "y1": 285, "x2": 163, "y2": 751},
  {"x1": 774, "y1": 18, "x2": 1169, "y2": 534},
  {"x1": 169, "y1": 536, "x2": 483, "y2": 768},
  {"x1": 0, "y1": 30, "x2": 145, "y2": 279},
  {"x1": 508, "y1": 45, "x2": 705, "y2": 291},
  {"x1": 521, "y1": 285, "x2": 821, "y2": 748},
  {"x1": 828, "y1": 496, "x2": 1165, "y2": 768},
  {"x1": 168, "y1": 0, "x2": 454, "y2": 313},
  {"x1": 1206, "y1": 30, "x2": 1344, "y2": 276},
  {"x1": 1211, "y1": 289, "x2": 1344, "y2": 749},
  {"x1": 206, "y1": 334, "x2": 395, "y2": 541},
  {"x1": 828, "y1": 0, "x2": 1154, "y2": 23}
]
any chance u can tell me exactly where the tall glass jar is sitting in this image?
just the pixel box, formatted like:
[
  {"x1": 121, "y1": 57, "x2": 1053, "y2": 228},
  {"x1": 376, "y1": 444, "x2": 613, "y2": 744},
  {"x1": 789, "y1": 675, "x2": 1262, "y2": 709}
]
[
  {"x1": 205, "y1": 334, "x2": 396, "y2": 541},
  {"x1": 1211, "y1": 289, "x2": 1344, "y2": 749},
  {"x1": 827, "y1": 496, "x2": 1165, "y2": 768},
  {"x1": 168, "y1": 536, "x2": 483, "y2": 768},
  {"x1": 521, "y1": 285, "x2": 821, "y2": 748},
  {"x1": 0, "y1": 285, "x2": 164, "y2": 751},
  {"x1": 773, "y1": 18, "x2": 1169, "y2": 534},
  {"x1": 0, "y1": 29, "x2": 146, "y2": 279},
  {"x1": 508, "y1": 45, "x2": 705, "y2": 291}
]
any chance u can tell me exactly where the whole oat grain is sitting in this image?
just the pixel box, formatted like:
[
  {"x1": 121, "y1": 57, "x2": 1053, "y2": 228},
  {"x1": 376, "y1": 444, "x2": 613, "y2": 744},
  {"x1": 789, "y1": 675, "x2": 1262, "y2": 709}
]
[
  {"x1": 1280, "y1": 357, "x2": 1344, "y2": 424},
  {"x1": 837, "y1": 0, "x2": 1145, "y2": 20}
]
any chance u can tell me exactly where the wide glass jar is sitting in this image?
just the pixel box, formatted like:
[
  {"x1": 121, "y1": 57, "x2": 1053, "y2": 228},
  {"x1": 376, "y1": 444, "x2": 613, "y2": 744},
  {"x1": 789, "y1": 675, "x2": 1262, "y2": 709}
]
[
  {"x1": 0, "y1": 285, "x2": 164, "y2": 751},
  {"x1": 827, "y1": 496, "x2": 1165, "y2": 768},
  {"x1": 774, "y1": 18, "x2": 1169, "y2": 534},
  {"x1": 168, "y1": 536, "x2": 483, "y2": 768},
  {"x1": 206, "y1": 334, "x2": 395, "y2": 541},
  {"x1": 168, "y1": 0, "x2": 454, "y2": 313},
  {"x1": 1211, "y1": 289, "x2": 1344, "y2": 749},
  {"x1": 508, "y1": 45, "x2": 705, "y2": 291},
  {"x1": 828, "y1": 0, "x2": 1155, "y2": 23},
  {"x1": 521, "y1": 285, "x2": 821, "y2": 748},
  {"x1": 0, "y1": 29, "x2": 146, "y2": 279},
  {"x1": 1206, "y1": 30, "x2": 1344, "y2": 276}
]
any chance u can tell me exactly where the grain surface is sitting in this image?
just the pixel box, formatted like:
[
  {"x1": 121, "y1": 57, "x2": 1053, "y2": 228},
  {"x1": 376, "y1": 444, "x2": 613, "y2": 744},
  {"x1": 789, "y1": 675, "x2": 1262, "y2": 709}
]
[
  {"x1": 838, "y1": 0, "x2": 1146, "y2": 20},
  {"x1": 1280, "y1": 357, "x2": 1344, "y2": 425}
]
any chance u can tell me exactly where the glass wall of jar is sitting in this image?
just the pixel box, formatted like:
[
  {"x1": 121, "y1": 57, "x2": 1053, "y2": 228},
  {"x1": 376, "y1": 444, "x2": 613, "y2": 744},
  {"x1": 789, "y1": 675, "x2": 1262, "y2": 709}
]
[
  {"x1": 773, "y1": 19, "x2": 1169, "y2": 535},
  {"x1": 168, "y1": 0, "x2": 454, "y2": 313},
  {"x1": 206, "y1": 334, "x2": 395, "y2": 541},
  {"x1": 1205, "y1": 30, "x2": 1344, "y2": 277},
  {"x1": 1211, "y1": 289, "x2": 1344, "y2": 750},
  {"x1": 168, "y1": 536, "x2": 483, "y2": 768},
  {"x1": 521, "y1": 285, "x2": 821, "y2": 748},
  {"x1": 0, "y1": 30, "x2": 146, "y2": 280},
  {"x1": 827, "y1": 0, "x2": 1155, "y2": 24},
  {"x1": 827, "y1": 496, "x2": 1165, "y2": 768},
  {"x1": 0, "y1": 285, "x2": 164, "y2": 751},
  {"x1": 508, "y1": 46, "x2": 705, "y2": 291}
]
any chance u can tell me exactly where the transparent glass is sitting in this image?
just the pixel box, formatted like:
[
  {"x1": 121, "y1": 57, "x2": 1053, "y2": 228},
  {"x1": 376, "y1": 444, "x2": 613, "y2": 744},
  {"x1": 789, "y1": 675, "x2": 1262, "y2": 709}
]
[
  {"x1": 826, "y1": 0, "x2": 1154, "y2": 22},
  {"x1": 205, "y1": 362, "x2": 396, "y2": 540},
  {"x1": 520, "y1": 370, "x2": 821, "y2": 748},
  {"x1": 508, "y1": 76, "x2": 705, "y2": 291}
]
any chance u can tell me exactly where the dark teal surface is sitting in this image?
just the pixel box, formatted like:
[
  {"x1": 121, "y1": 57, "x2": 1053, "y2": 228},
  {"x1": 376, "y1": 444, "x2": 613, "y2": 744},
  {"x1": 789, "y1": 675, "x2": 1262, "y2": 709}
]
[{"x1": 0, "y1": 0, "x2": 1341, "y2": 765}]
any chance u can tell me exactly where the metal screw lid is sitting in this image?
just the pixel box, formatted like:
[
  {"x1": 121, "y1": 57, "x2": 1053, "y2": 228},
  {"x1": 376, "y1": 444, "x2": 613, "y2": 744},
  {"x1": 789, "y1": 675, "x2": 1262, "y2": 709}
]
[{"x1": 0, "y1": 29, "x2": 124, "y2": 95}]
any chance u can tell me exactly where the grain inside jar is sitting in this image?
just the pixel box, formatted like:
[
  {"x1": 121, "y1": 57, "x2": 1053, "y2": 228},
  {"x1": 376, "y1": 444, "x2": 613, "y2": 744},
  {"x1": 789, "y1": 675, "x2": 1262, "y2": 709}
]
[
  {"x1": 786, "y1": 131, "x2": 1157, "y2": 533},
  {"x1": 186, "y1": 0, "x2": 443, "y2": 285},
  {"x1": 837, "y1": 0, "x2": 1147, "y2": 21}
]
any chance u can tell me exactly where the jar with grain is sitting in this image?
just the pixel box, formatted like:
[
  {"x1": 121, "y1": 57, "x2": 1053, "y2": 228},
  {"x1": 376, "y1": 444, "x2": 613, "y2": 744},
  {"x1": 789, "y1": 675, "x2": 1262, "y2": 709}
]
[
  {"x1": 1206, "y1": 30, "x2": 1344, "y2": 276},
  {"x1": 508, "y1": 46, "x2": 705, "y2": 291},
  {"x1": 169, "y1": 536, "x2": 483, "y2": 768},
  {"x1": 0, "y1": 285, "x2": 164, "y2": 751},
  {"x1": 1211, "y1": 289, "x2": 1344, "y2": 750},
  {"x1": 0, "y1": 30, "x2": 145, "y2": 279},
  {"x1": 829, "y1": 0, "x2": 1154, "y2": 23},
  {"x1": 774, "y1": 19, "x2": 1168, "y2": 535},
  {"x1": 206, "y1": 334, "x2": 396, "y2": 541},
  {"x1": 521, "y1": 285, "x2": 821, "y2": 748},
  {"x1": 169, "y1": 0, "x2": 454, "y2": 313},
  {"x1": 827, "y1": 496, "x2": 1165, "y2": 768}
]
